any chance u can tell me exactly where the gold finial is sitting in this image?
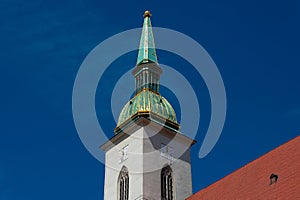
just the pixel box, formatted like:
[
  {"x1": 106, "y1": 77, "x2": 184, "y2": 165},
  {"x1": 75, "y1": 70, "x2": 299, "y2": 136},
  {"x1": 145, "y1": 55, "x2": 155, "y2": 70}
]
[{"x1": 144, "y1": 10, "x2": 152, "y2": 18}]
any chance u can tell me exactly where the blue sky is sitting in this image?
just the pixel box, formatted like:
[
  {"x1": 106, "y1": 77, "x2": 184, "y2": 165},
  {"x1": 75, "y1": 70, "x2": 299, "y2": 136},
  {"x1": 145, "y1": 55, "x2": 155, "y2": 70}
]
[{"x1": 1, "y1": 0, "x2": 300, "y2": 199}]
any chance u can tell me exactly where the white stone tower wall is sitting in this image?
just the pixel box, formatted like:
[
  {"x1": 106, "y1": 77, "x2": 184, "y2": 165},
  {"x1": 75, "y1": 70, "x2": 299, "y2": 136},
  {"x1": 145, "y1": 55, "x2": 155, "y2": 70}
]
[
  {"x1": 104, "y1": 128, "x2": 144, "y2": 200},
  {"x1": 103, "y1": 123, "x2": 193, "y2": 200}
]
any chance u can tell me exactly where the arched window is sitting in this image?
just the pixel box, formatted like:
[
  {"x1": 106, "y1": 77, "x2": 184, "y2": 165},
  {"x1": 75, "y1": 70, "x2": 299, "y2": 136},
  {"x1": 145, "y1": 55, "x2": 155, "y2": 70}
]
[
  {"x1": 118, "y1": 166, "x2": 129, "y2": 200},
  {"x1": 161, "y1": 165, "x2": 173, "y2": 200}
]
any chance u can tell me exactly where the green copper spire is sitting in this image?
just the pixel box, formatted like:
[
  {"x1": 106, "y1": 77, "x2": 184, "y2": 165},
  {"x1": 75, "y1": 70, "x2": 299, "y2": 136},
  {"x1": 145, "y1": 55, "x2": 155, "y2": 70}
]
[
  {"x1": 136, "y1": 11, "x2": 158, "y2": 66},
  {"x1": 114, "y1": 11, "x2": 180, "y2": 135}
]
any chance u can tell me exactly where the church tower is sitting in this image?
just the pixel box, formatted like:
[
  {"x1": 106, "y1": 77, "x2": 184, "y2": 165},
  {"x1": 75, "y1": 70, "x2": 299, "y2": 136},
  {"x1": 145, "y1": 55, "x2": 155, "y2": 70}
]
[{"x1": 101, "y1": 11, "x2": 196, "y2": 200}]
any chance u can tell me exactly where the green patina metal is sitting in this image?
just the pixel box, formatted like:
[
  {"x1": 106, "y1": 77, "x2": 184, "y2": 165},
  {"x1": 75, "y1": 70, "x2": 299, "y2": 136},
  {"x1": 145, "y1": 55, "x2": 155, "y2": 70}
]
[
  {"x1": 117, "y1": 90, "x2": 177, "y2": 126},
  {"x1": 136, "y1": 14, "x2": 158, "y2": 66},
  {"x1": 115, "y1": 11, "x2": 179, "y2": 134}
]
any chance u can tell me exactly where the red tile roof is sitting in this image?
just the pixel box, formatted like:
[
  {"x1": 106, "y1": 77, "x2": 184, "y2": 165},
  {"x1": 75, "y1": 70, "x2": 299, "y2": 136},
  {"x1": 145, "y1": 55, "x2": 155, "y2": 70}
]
[{"x1": 187, "y1": 136, "x2": 300, "y2": 200}]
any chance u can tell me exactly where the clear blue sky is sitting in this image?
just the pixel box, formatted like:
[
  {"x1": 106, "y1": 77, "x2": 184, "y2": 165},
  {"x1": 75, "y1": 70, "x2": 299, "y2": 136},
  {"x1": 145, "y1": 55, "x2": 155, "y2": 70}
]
[{"x1": 1, "y1": 0, "x2": 299, "y2": 199}]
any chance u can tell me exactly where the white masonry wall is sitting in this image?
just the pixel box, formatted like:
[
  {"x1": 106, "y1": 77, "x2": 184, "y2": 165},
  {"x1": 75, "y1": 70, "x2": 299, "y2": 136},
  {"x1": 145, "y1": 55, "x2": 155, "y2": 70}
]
[
  {"x1": 104, "y1": 123, "x2": 192, "y2": 200},
  {"x1": 104, "y1": 128, "x2": 144, "y2": 200},
  {"x1": 142, "y1": 124, "x2": 193, "y2": 200}
]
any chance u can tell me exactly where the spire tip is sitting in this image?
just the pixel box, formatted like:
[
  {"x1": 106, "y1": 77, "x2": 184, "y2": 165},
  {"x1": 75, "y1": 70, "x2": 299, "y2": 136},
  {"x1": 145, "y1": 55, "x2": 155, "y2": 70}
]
[{"x1": 144, "y1": 10, "x2": 152, "y2": 18}]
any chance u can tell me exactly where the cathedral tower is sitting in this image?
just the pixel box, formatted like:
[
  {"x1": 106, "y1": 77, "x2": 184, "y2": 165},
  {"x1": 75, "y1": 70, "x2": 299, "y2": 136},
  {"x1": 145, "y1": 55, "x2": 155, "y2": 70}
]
[{"x1": 101, "y1": 11, "x2": 195, "y2": 200}]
